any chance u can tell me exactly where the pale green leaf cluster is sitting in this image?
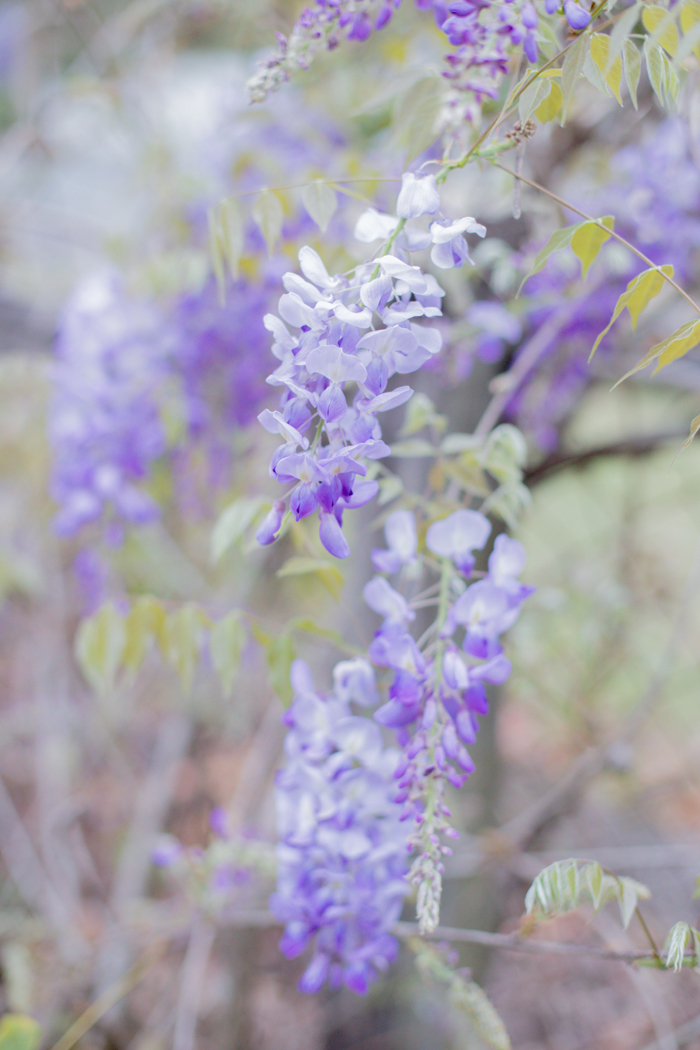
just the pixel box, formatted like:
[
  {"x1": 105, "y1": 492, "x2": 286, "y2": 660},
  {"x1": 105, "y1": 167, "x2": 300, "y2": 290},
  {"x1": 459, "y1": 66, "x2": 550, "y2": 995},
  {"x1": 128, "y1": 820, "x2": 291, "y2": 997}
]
[
  {"x1": 663, "y1": 921, "x2": 700, "y2": 971},
  {"x1": 412, "y1": 940, "x2": 511, "y2": 1050},
  {"x1": 524, "y1": 859, "x2": 650, "y2": 929},
  {"x1": 519, "y1": 217, "x2": 614, "y2": 293},
  {"x1": 75, "y1": 598, "x2": 351, "y2": 705}
]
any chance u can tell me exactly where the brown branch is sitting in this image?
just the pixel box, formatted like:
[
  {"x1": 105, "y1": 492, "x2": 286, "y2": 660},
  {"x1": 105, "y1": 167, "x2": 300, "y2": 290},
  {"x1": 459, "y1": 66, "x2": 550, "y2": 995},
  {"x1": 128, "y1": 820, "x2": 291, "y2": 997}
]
[{"x1": 524, "y1": 431, "x2": 687, "y2": 485}]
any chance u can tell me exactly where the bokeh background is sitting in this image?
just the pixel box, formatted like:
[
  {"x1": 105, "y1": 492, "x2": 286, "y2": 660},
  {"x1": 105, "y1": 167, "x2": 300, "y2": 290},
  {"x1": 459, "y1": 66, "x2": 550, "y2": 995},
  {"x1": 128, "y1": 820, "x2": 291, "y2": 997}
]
[{"x1": 0, "y1": 1, "x2": 698, "y2": 1047}]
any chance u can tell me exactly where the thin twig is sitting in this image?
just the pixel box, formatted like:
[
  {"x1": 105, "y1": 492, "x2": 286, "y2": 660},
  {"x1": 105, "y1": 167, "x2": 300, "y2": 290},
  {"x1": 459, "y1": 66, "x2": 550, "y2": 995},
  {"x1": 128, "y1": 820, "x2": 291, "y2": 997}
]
[{"x1": 493, "y1": 161, "x2": 700, "y2": 317}]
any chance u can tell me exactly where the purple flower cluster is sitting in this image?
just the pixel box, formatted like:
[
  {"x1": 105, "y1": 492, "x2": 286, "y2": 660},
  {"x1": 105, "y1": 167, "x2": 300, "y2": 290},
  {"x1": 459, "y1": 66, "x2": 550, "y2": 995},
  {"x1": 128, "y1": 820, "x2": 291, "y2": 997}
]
[
  {"x1": 364, "y1": 508, "x2": 533, "y2": 930},
  {"x1": 256, "y1": 172, "x2": 486, "y2": 558},
  {"x1": 50, "y1": 271, "x2": 274, "y2": 542},
  {"x1": 270, "y1": 658, "x2": 409, "y2": 994}
]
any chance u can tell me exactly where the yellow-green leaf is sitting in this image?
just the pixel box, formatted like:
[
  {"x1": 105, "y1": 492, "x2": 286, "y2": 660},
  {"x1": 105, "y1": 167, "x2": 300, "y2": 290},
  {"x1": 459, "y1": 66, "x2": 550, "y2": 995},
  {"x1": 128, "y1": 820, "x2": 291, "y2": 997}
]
[
  {"x1": 265, "y1": 632, "x2": 296, "y2": 706},
  {"x1": 518, "y1": 75, "x2": 552, "y2": 123},
  {"x1": 210, "y1": 611, "x2": 246, "y2": 696},
  {"x1": 286, "y1": 616, "x2": 352, "y2": 652},
  {"x1": 390, "y1": 439, "x2": 438, "y2": 457},
  {"x1": 679, "y1": 0, "x2": 700, "y2": 60},
  {"x1": 590, "y1": 34, "x2": 624, "y2": 103},
  {"x1": 518, "y1": 222, "x2": 580, "y2": 293},
  {"x1": 211, "y1": 496, "x2": 268, "y2": 563},
  {"x1": 615, "y1": 317, "x2": 700, "y2": 383},
  {"x1": 216, "y1": 199, "x2": 245, "y2": 279},
  {"x1": 278, "y1": 556, "x2": 343, "y2": 600},
  {"x1": 75, "y1": 602, "x2": 126, "y2": 694},
  {"x1": 561, "y1": 36, "x2": 588, "y2": 122},
  {"x1": 534, "y1": 80, "x2": 563, "y2": 122},
  {"x1": 571, "y1": 217, "x2": 614, "y2": 279},
  {"x1": 606, "y1": 3, "x2": 641, "y2": 70},
  {"x1": 642, "y1": 5, "x2": 680, "y2": 55},
  {"x1": 644, "y1": 38, "x2": 667, "y2": 103},
  {"x1": 160, "y1": 604, "x2": 211, "y2": 693},
  {"x1": 123, "y1": 595, "x2": 166, "y2": 674},
  {"x1": 590, "y1": 265, "x2": 674, "y2": 358},
  {"x1": 0, "y1": 1015, "x2": 41, "y2": 1050},
  {"x1": 680, "y1": 411, "x2": 700, "y2": 451},
  {"x1": 301, "y1": 181, "x2": 337, "y2": 233},
  {"x1": 252, "y1": 190, "x2": 284, "y2": 255},
  {"x1": 207, "y1": 208, "x2": 226, "y2": 304},
  {"x1": 623, "y1": 39, "x2": 641, "y2": 107},
  {"x1": 393, "y1": 76, "x2": 442, "y2": 161}
]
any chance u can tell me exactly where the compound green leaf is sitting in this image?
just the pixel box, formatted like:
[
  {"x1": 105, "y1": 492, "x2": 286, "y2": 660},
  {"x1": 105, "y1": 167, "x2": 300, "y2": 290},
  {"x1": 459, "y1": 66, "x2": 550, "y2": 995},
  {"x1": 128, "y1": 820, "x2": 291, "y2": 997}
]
[
  {"x1": 590, "y1": 35, "x2": 624, "y2": 103},
  {"x1": 75, "y1": 602, "x2": 126, "y2": 695},
  {"x1": 252, "y1": 189, "x2": 284, "y2": 255},
  {"x1": 561, "y1": 36, "x2": 588, "y2": 122},
  {"x1": 606, "y1": 3, "x2": 642, "y2": 69},
  {"x1": 217, "y1": 199, "x2": 245, "y2": 279},
  {"x1": 210, "y1": 612, "x2": 246, "y2": 696},
  {"x1": 615, "y1": 317, "x2": 700, "y2": 384},
  {"x1": 590, "y1": 265, "x2": 674, "y2": 358},
  {"x1": 123, "y1": 595, "x2": 166, "y2": 674},
  {"x1": 301, "y1": 180, "x2": 338, "y2": 233},
  {"x1": 160, "y1": 604, "x2": 211, "y2": 694},
  {"x1": 623, "y1": 38, "x2": 641, "y2": 107},
  {"x1": 518, "y1": 222, "x2": 580, "y2": 292},
  {"x1": 571, "y1": 217, "x2": 614, "y2": 279},
  {"x1": 642, "y1": 5, "x2": 680, "y2": 56},
  {"x1": 534, "y1": 79, "x2": 563, "y2": 122},
  {"x1": 393, "y1": 77, "x2": 442, "y2": 161},
  {"x1": 644, "y1": 38, "x2": 668, "y2": 104},
  {"x1": 265, "y1": 632, "x2": 296, "y2": 706},
  {"x1": 390, "y1": 439, "x2": 438, "y2": 458},
  {"x1": 277, "y1": 557, "x2": 344, "y2": 601},
  {"x1": 518, "y1": 74, "x2": 552, "y2": 123},
  {"x1": 212, "y1": 496, "x2": 268, "y2": 563}
]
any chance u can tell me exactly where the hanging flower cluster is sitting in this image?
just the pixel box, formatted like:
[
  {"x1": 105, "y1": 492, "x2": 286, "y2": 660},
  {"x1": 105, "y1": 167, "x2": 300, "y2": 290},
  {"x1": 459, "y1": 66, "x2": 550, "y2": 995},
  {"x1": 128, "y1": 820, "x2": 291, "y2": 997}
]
[
  {"x1": 364, "y1": 508, "x2": 533, "y2": 931},
  {"x1": 270, "y1": 658, "x2": 410, "y2": 994},
  {"x1": 256, "y1": 172, "x2": 486, "y2": 558}
]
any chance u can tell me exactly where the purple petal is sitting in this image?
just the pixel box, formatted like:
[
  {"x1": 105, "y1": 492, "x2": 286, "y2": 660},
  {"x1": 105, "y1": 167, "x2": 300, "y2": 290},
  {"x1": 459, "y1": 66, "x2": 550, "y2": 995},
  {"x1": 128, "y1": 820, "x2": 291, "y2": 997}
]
[{"x1": 319, "y1": 509, "x2": 350, "y2": 559}]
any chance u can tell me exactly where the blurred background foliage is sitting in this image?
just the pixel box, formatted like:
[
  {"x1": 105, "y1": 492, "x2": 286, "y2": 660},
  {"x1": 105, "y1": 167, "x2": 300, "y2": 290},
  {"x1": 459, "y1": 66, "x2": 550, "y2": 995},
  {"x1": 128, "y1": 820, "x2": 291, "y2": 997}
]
[{"x1": 0, "y1": 0, "x2": 698, "y2": 1048}]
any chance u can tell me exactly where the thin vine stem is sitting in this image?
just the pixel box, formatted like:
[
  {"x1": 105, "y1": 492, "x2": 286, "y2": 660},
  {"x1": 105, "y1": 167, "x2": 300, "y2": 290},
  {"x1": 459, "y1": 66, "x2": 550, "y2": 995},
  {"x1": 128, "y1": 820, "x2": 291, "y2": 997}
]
[{"x1": 492, "y1": 160, "x2": 700, "y2": 317}]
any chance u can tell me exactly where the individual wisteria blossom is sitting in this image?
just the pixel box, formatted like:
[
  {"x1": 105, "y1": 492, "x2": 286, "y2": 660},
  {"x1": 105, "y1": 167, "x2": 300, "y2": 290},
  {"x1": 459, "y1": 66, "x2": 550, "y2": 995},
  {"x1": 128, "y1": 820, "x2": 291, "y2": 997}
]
[
  {"x1": 270, "y1": 658, "x2": 409, "y2": 994},
  {"x1": 361, "y1": 507, "x2": 532, "y2": 932},
  {"x1": 257, "y1": 174, "x2": 486, "y2": 558}
]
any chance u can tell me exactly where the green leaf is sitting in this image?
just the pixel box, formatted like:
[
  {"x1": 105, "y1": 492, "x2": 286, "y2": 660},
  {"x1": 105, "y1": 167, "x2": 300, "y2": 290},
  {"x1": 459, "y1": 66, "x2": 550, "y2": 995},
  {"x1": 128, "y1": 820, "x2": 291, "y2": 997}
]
[
  {"x1": 664, "y1": 921, "x2": 692, "y2": 971},
  {"x1": 301, "y1": 180, "x2": 338, "y2": 233},
  {"x1": 518, "y1": 74, "x2": 553, "y2": 123},
  {"x1": 644, "y1": 37, "x2": 667, "y2": 104},
  {"x1": 378, "y1": 474, "x2": 404, "y2": 505},
  {"x1": 534, "y1": 80, "x2": 563, "y2": 122},
  {"x1": 277, "y1": 556, "x2": 344, "y2": 601},
  {"x1": 390, "y1": 439, "x2": 438, "y2": 458},
  {"x1": 393, "y1": 77, "x2": 442, "y2": 161},
  {"x1": 518, "y1": 222, "x2": 580, "y2": 293},
  {"x1": 590, "y1": 265, "x2": 674, "y2": 358},
  {"x1": 590, "y1": 35, "x2": 624, "y2": 103},
  {"x1": 561, "y1": 36, "x2": 588, "y2": 122},
  {"x1": 0, "y1": 1015, "x2": 41, "y2": 1050},
  {"x1": 123, "y1": 595, "x2": 166, "y2": 674},
  {"x1": 207, "y1": 208, "x2": 226, "y2": 304},
  {"x1": 252, "y1": 190, "x2": 284, "y2": 255},
  {"x1": 585, "y1": 862, "x2": 604, "y2": 908},
  {"x1": 209, "y1": 612, "x2": 246, "y2": 696},
  {"x1": 681, "y1": 411, "x2": 700, "y2": 451},
  {"x1": 642, "y1": 5, "x2": 680, "y2": 56},
  {"x1": 160, "y1": 604, "x2": 210, "y2": 694},
  {"x1": 211, "y1": 496, "x2": 268, "y2": 562},
  {"x1": 678, "y1": 0, "x2": 700, "y2": 61},
  {"x1": 615, "y1": 317, "x2": 700, "y2": 384},
  {"x1": 570, "y1": 217, "x2": 614, "y2": 279},
  {"x1": 265, "y1": 632, "x2": 296, "y2": 706},
  {"x1": 286, "y1": 616, "x2": 351, "y2": 651},
  {"x1": 623, "y1": 39, "x2": 641, "y2": 108},
  {"x1": 400, "y1": 392, "x2": 446, "y2": 437},
  {"x1": 75, "y1": 602, "x2": 126, "y2": 694},
  {"x1": 216, "y1": 199, "x2": 245, "y2": 279},
  {"x1": 606, "y1": 3, "x2": 641, "y2": 70}
]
